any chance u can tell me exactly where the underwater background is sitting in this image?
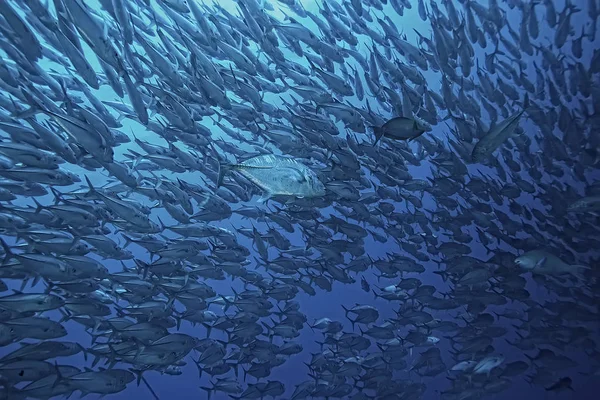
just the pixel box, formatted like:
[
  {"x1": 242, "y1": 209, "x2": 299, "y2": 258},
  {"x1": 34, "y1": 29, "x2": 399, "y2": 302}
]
[{"x1": 0, "y1": 0, "x2": 599, "y2": 399}]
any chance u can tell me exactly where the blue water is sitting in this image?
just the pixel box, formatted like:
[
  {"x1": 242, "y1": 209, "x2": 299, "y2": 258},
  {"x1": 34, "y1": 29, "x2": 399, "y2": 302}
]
[{"x1": 0, "y1": 0, "x2": 599, "y2": 399}]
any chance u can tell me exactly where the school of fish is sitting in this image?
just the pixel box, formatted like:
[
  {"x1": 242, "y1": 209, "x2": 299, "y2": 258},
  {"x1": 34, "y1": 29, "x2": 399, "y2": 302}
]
[{"x1": 0, "y1": 0, "x2": 599, "y2": 399}]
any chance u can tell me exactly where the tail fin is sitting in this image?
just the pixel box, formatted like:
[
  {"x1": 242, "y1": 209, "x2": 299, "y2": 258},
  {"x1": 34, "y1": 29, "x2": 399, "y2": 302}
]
[
  {"x1": 433, "y1": 270, "x2": 449, "y2": 282},
  {"x1": 371, "y1": 126, "x2": 384, "y2": 146},
  {"x1": 199, "y1": 384, "x2": 214, "y2": 400},
  {"x1": 140, "y1": 374, "x2": 160, "y2": 400},
  {"x1": 121, "y1": 234, "x2": 134, "y2": 248},
  {"x1": 522, "y1": 92, "x2": 530, "y2": 112},
  {"x1": 84, "y1": 176, "x2": 98, "y2": 198},
  {"x1": 0, "y1": 238, "x2": 15, "y2": 265},
  {"x1": 216, "y1": 163, "x2": 230, "y2": 188},
  {"x1": 51, "y1": 361, "x2": 64, "y2": 389}
]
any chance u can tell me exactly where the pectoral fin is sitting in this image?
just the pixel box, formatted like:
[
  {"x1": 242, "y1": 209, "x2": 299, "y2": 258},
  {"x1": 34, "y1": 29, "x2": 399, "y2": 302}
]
[
  {"x1": 257, "y1": 192, "x2": 273, "y2": 204},
  {"x1": 535, "y1": 257, "x2": 547, "y2": 269}
]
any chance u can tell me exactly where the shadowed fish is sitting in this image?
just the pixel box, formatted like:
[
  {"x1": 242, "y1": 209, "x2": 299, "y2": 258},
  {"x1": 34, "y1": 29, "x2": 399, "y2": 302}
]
[{"x1": 371, "y1": 116, "x2": 432, "y2": 146}]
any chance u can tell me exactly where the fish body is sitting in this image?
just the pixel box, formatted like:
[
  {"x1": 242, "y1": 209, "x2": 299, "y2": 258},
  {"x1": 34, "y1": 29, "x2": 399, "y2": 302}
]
[
  {"x1": 217, "y1": 155, "x2": 325, "y2": 199},
  {"x1": 360, "y1": 276, "x2": 370, "y2": 292},
  {"x1": 545, "y1": 377, "x2": 574, "y2": 392},
  {"x1": 515, "y1": 249, "x2": 589, "y2": 278},
  {"x1": 473, "y1": 356, "x2": 504, "y2": 376},
  {"x1": 372, "y1": 117, "x2": 431, "y2": 146},
  {"x1": 472, "y1": 106, "x2": 525, "y2": 163},
  {"x1": 568, "y1": 196, "x2": 600, "y2": 212}
]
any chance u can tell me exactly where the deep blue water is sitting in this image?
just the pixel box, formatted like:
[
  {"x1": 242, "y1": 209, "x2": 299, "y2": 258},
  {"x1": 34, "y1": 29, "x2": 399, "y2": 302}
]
[{"x1": 0, "y1": 0, "x2": 599, "y2": 399}]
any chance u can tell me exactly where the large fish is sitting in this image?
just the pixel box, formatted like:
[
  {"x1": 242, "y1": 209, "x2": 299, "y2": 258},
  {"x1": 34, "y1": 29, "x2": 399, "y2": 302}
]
[
  {"x1": 515, "y1": 249, "x2": 590, "y2": 279},
  {"x1": 568, "y1": 196, "x2": 600, "y2": 213},
  {"x1": 217, "y1": 155, "x2": 326, "y2": 200},
  {"x1": 371, "y1": 116, "x2": 432, "y2": 146},
  {"x1": 472, "y1": 96, "x2": 529, "y2": 163}
]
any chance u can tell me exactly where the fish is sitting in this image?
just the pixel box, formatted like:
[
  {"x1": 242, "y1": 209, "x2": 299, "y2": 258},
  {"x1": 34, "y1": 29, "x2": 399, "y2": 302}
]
[
  {"x1": 360, "y1": 276, "x2": 370, "y2": 292},
  {"x1": 515, "y1": 249, "x2": 590, "y2": 278},
  {"x1": 0, "y1": 0, "x2": 596, "y2": 398},
  {"x1": 568, "y1": 196, "x2": 600, "y2": 213},
  {"x1": 472, "y1": 102, "x2": 528, "y2": 163},
  {"x1": 371, "y1": 116, "x2": 432, "y2": 146},
  {"x1": 545, "y1": 376, "x2": 575, "y2": 391},
  {"x1": 473, "y1": 356, "x2": 505, "y2": 376},
  {"x1": 217, "y1": 155, "x2": 326, "y2": 200}
]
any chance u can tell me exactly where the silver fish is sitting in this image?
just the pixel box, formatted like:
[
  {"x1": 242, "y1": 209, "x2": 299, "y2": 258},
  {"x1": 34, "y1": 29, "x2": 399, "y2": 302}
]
[{"x1": 217, "y1": 155, "x2": 326, "y2": 200}]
